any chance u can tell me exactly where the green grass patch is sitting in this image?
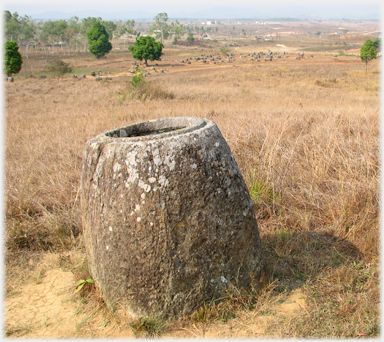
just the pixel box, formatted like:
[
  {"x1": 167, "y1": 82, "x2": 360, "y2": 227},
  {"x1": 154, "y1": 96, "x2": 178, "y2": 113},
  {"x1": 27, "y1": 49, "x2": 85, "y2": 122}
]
[
  {"x1": 249, "y1": 177, "x2": 281, "y2": 207},
  {"x1": 130, "y1": 314, "x2": 167, "y2": 338}
]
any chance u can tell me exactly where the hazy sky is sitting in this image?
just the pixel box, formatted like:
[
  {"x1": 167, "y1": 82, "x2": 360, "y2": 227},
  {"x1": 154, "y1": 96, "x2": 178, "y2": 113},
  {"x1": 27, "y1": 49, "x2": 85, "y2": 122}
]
[
  {"x1": 2, "y1": 0, "x2": 381, "y2": 12},
  {"x1": 1, "y1": 0, "x2": 382, "y2": 19}
]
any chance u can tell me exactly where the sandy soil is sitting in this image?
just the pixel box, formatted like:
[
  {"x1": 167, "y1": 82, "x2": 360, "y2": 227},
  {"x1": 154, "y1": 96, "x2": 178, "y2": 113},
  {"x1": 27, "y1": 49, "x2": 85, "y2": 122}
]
[
  {"x1": 5, "y1": 268, "x2": 89, "y2": 338},
  {"x1": 4, "y1": 266, "x2": 306, "y2": 338}
]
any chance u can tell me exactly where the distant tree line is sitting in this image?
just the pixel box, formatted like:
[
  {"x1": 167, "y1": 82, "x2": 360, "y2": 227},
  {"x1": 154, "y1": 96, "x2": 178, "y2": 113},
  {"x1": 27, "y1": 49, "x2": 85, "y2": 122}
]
[
  {"x1": 147, "y1": 12, "x2": 187, "y2": 45},
  {"x1": 3, "y1": 10, "x2": 138, "y2": 57},
  {"x1": 2, "y1": 10, "x2": 193, "y2": 77},
  {"x1": 3, "y1": 10, "x2": 195, "y2": 54},
  {"x1": 4, "y1": 10, "x2": 201, "y2": 57}
]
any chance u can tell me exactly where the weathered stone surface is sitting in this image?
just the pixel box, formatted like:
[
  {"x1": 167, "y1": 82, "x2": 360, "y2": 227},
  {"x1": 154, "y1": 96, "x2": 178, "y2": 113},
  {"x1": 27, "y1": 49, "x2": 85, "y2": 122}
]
[{"x1": 81, "y1": 117, "x2": 268, "y2": 318}]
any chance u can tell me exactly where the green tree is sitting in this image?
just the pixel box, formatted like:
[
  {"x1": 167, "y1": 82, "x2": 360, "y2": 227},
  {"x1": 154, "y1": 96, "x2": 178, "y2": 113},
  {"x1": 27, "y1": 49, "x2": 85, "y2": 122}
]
[
  {"x1": 150, "y1": 12, "x2": 169, "y2": 43},
  {"x1": 126, "y1": 20, "x2": 136, "y2": 34},
  {"x1": 373, "y1": 37, "x2": 381, "y2": 51},
  {"x1": 53, "y1": 19, "x2": 68, "y2": 42},
  {"x1": 66, "y1": 16, "x2": 81, "y2": 54},
  {"x1": 87, "y1": 22, "x2": 112, "y2": 59},
  {"x1": 81, "y1": 17, "x2": 102, "y2": 34},
  {"x1": 4, "y1": 41, "x2": 23, "y2": 77},
  {"x1": 19, "y1": 15, "x2": 36, "y2": 43},
  {"x1": 9, "y1": 14, "x2": 36, "y2": 59},
  {"x1": 186, "y1": 32, "x2": 194, "y2": 43},
  {"x1": 115, "y1": 20, "x2": 128, "y2": 47},
  {"x1": 41, "y1": 20, "x2": 68, "y2": 54},
  {"x1": 46, "y1": 59, "x2": 73, "y2": 79},
  {"x1": 97, "y1": 20, "x2": 117, "y2": 50},
  {"x1": 101, "y1": 21, "x2": 117, "y2": 40},
  {"x1": 41, "y1": 20, "x2": 56, "y2": 49},
  {"x1": 115, "y1": 20, "x2": 136, "y2": 45},
  {"x1": 169, "y1": 20, "x2": 185, "y2": 42},
  {"x1": 128, "y1": 35, "x2": 163, "y2": 66},
  {"x1": 80, "y1": 17, "x2": 102, "y2": 52},
  {"x1": 360, "y1": 39, "x2": 378, "y2": 73},
  {"x1": 4, "y1": 10, "x2": 12, "y2": 22},
  {"x1": 5, "y1": 11, "x2": 21, "y2": 42}
]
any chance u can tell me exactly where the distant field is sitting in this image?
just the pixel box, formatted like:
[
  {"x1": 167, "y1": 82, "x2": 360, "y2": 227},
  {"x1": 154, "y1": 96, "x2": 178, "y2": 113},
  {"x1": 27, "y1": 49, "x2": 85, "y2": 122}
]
[{"x1": 4, "y1": 24, "x2": 380, "y2": 338}]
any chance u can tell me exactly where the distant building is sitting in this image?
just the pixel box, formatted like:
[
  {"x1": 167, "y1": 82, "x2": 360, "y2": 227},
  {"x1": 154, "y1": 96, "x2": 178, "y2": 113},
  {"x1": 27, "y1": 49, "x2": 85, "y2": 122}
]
[{"x1": 202, "y1": 21, "x2": 216, "y2": 25}]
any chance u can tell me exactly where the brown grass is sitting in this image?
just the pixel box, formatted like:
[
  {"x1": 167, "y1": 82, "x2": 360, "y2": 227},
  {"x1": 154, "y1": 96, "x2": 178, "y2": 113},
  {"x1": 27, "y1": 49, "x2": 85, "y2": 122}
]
[{"x1": 4, "y1": 47, "x2": 379, "y2": 338}]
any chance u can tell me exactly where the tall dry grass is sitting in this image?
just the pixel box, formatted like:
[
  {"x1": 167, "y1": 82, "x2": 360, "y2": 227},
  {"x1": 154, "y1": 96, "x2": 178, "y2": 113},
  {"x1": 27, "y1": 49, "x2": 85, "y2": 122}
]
[{"x1": 4, "y1": 52, "x2": 380, "y2": 337}]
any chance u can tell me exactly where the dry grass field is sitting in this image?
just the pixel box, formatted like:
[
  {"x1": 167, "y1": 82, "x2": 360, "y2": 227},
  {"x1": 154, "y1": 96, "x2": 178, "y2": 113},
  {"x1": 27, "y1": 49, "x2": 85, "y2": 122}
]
[{"x1": 4, "y1": 34, "x2": 380, "y2": 338}]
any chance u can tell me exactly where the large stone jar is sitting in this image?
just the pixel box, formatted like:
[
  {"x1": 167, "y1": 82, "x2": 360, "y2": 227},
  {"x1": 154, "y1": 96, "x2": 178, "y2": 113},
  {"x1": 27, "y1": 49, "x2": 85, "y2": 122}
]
[{"x1": 81, "y1": 117, "x2": 268, "y2": 317}]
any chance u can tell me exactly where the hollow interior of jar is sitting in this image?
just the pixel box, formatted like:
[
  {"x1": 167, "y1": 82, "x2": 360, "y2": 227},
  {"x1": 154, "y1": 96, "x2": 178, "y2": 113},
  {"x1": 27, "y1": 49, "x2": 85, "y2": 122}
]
[{"x1": 105, "y1": 117, "x2": 205, "y2": 138}]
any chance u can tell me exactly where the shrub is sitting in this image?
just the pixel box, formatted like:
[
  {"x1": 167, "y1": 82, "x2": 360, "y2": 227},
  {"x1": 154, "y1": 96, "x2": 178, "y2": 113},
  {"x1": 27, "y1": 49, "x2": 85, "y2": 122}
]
[
  {"x1": 186, "y1": 32, "x2": 194, "y2": 43},
  {"x1": 46, "y1": 59, "x2": 73, "y2": 79},
  {"x1": 219, "y1": 47, "x2": 231, "y2": 55},
  {"x1": 131, "y1": 69, "x2": 145, "y2": 87}
]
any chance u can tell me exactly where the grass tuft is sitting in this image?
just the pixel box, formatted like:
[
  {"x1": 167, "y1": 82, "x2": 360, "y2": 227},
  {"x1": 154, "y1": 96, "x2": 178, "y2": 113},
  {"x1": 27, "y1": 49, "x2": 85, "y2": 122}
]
[
  {"x1": 191, "y1": 281, "x2": 276, "y2": 325},
  {"x1": 117, "y1": 78, "x2": 175, "y2": 102},
  {"x1": 5, "y1": 324, "x2": 32, "y2": 337},
  {"x1": 130, "y1": 314, "x2": 167, "y2": 338}
]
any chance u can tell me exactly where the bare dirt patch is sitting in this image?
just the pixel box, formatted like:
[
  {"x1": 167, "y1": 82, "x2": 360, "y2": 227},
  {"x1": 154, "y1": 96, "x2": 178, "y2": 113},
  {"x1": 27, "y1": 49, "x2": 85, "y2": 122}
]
[
  {"x1": 5, "y1": 268, "x2": 87, "y2": 338},
  {"x1": 5, "y1": 266, "x2": 306, "y2": 338}
]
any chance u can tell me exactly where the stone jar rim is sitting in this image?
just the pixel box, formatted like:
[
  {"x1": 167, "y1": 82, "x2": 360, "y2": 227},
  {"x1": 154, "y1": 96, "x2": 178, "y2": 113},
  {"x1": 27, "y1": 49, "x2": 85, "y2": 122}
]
[{"x1": 97, "y1": 117, "x2": 211, "y2": 143}]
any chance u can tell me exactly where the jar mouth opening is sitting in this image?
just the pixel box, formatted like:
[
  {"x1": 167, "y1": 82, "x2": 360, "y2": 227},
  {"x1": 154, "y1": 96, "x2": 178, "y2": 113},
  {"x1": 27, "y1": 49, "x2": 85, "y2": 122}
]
[
  {"x1": 106, "y1": 125, "x2": 186, "y2": 138},
  {"x1": 104, "y1": 117, "x2": 208, "y2": 140}
]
